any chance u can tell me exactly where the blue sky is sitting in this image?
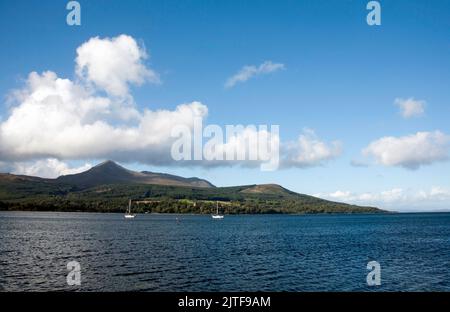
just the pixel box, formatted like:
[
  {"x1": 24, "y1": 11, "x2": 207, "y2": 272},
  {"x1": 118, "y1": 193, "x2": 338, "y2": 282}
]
[{"x1": 0, "y1": 0, "x2": 449, "y2": 211}]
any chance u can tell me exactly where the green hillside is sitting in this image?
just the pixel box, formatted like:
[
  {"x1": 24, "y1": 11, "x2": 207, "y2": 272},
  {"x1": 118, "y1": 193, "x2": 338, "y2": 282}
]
[{"x1": 0, "y1": 162, "x2": 384, "y2": 214}]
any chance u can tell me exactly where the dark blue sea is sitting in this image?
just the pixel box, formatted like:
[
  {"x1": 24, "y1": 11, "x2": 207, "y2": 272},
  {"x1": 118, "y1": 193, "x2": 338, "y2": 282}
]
[{"x1": 1, "y1": 212, "x2": 449, "y2": 291}]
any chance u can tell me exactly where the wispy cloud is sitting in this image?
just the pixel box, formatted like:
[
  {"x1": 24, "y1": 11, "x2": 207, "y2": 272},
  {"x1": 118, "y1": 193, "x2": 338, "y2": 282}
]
[
  {"x1": 395, "y1": 97, "x2": 426, "y2": 119},
  {"x1": 225, "y1": 61, "x2": 285, "y2": 88},
  {"x1": 350, "y1": 159, "x2": 369, "y2": 168}
]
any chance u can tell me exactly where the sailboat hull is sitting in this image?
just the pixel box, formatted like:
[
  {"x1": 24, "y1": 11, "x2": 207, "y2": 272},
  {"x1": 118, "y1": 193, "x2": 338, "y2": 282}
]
[
  {"x1": 124, "y1": 199, "x2": 136, "y2": 219},
  {"x1": 212, "y1": 201, "x2": 224, "y2": 219}
]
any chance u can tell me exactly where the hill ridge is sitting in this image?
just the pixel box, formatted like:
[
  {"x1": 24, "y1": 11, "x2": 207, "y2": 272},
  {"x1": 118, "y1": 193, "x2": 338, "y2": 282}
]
[{"x1": 0, "y1": 161, "x2": 384, "y2": 214}]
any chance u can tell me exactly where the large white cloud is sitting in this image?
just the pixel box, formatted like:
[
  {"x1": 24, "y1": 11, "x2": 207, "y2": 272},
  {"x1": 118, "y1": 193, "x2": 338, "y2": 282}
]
[
  {"x1": 0, "y1": 35, "x2": 340, "y2": 172},
  {"x1": 394, "y1": 97, "x2": 425, "y2": 118},
  {"x1": 363, "y1": 131, "x2": 450, "y2": 169},
  {"x1": 0, "y1": 69, "x2": 335, "y2": 169},
  {"x1": 76, "y1": 34, "x2": 160, "y2": 97},
  {"x1": 0, "y1": 70, "x2": 207, "y2": 163},
  {"x1": 225, "y1": 61, "x2": 285, "y2": 88}
]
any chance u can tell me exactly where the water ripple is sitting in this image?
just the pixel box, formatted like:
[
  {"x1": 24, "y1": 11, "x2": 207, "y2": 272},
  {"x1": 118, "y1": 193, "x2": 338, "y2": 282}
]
[{"x1": 1, "y1": 212, "x2": 450, "y2": 291}]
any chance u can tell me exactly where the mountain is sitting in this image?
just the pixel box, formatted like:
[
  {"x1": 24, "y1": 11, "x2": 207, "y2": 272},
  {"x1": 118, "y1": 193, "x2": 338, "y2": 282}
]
[
  {"x1": 0, "y1": 161, "x2": 384, "y2": 214},
  {"x1": 56, "y1": 160, "x2": 214, "y2": 188}
]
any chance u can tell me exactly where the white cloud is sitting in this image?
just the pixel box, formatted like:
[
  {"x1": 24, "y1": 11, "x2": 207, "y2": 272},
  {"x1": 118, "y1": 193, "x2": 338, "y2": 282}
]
[
  {"x1": 225, "y1": 61, "x2": 285, "y2": 88},
  {"x1": 282, "y1": 129, "x2": 342, "y2": 168},
  {"x1": 429, "y1": 186, "x2": 450, "y2": 200},
  {"x1": 199, "y1": 125, "x2": 281, "y2": 171},
  {"x1": 363, "y1": 131, "x2": 450, "y2": 169},
  {"x1": 0, "y1": 35, "x2": 339, "y2": 171},
  {"x1": 325, "y1": 188, "x2": 404, "y2": 203},
  {"x1": 76, "y1": 35, "x2": 160, "y2": 97},
  {"x1": 12, "y1": 159, "x2": 92, "y2": 179},
  {"x1": 0, "y1": 68, "x2": 336, "y2": 170},
  {"x1": 315, "y1": 187, "x2": 450, "y2": 212},
  {"x1": 395, "y1": 97, "x2": 425, "y2": 118},
  {"x1": 0, "y1": 70, "x2": 207, "y2": 164}
]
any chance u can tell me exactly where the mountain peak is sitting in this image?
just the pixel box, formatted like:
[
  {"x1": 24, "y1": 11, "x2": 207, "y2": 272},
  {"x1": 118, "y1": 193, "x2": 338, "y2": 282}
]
[
  {"x1": 56, "y1": 161, "x2": 214, "y2": 188},
  {"x1": 94, "y1": 160, "x2": 122, "y2": 168},
  {"x1": 89, "y1": 160, "x2": 132, "y2": 175},
  {"x1": 99, "y1": 160, "x2": 116, "y2": 165}
]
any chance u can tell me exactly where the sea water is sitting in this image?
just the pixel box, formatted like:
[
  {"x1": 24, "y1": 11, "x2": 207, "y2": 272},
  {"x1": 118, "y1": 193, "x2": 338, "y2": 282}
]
[{"x1": 1, "y1": 212, "x2": 449, "y2": 291}]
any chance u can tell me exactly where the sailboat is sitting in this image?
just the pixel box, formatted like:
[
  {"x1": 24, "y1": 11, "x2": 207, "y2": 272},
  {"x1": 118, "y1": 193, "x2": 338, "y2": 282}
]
[
  {"x1": 211, "y1": 201, "x2": 224, "y2": 219},
  {"x1": 124, "y1": 199, "x2": 136, "y2": 219}
]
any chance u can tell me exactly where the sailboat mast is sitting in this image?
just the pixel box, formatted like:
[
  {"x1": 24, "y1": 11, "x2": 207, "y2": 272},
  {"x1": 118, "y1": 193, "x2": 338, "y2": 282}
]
[
  {"x1": 128, "y1": 199, "x2": 131, "y2": 214},
  {"x1": 216, "y1": 201, "x2": 218, "y2": 214}
]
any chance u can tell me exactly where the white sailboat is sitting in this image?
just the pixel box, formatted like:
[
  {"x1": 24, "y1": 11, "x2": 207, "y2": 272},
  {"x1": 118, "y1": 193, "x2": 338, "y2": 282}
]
[
  {"x1": 212, "y1": 201, "x2": 224, "y2": 219},
  {"x1": 124, "y1": 199, "x2": 136, "y2": 219}
]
